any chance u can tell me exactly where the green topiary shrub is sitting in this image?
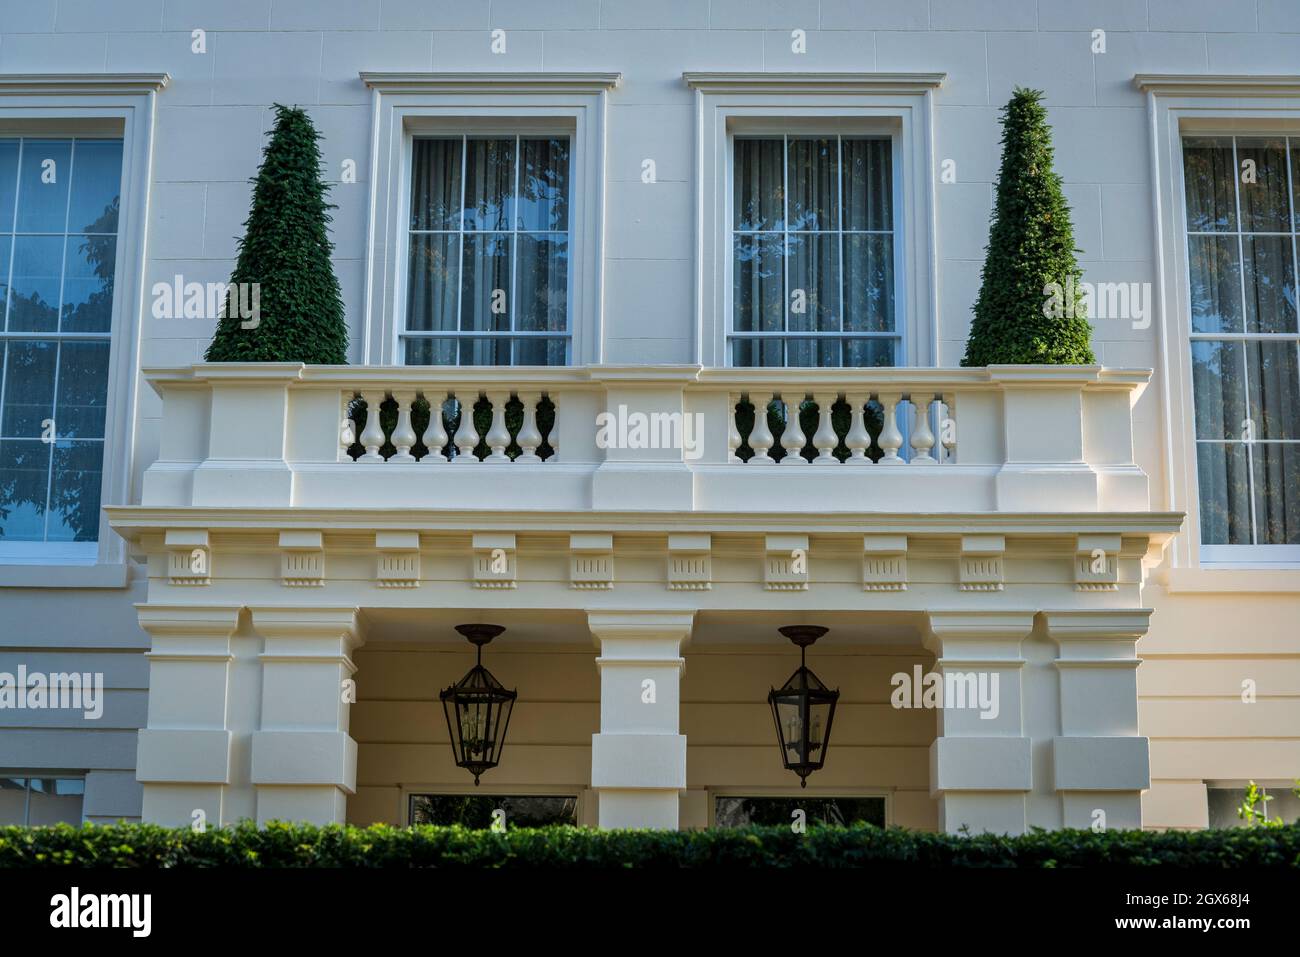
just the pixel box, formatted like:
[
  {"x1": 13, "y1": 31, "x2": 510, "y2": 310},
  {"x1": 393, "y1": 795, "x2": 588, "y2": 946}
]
[
  {"x1": 205, "y1": 104, "x2": 347, "y2": 364},
  {"x1": 2, "y1": 821, "x2": 1297, "y2": 868},
  {"x1": 962, "y1": 88, "x2": 1095, "y2": 367}
]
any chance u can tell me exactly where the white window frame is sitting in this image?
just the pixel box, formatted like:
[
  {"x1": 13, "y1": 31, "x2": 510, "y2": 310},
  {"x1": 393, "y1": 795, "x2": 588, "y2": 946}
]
[
  {"x1": 685, "y1": 73, "x2": 944, "y2": 369},
  {"x1": 361, "y1": 73, "x2": 620, "y2": 368},
  {"x1": 1140, "y1": 75, "x2": 1300, "y2": 571},
  {"x1": 0, "y1": 74, "x2": 167, "y2": 586}
]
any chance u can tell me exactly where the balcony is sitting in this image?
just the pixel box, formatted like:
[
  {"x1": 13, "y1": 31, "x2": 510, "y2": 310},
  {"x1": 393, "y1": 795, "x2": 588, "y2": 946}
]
[{"x1": 136, "y1": 362, "x2": 1153, "y2": 517}]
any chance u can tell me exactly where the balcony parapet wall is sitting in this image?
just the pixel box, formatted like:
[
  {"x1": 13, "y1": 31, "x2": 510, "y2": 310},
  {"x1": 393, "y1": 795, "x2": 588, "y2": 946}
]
[{"x1": 138, "y1": 363, "x2": 1153, "y2": 515}]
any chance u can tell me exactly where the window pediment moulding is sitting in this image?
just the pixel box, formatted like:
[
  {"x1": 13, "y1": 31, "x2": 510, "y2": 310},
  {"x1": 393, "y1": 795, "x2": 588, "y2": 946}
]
[
  {"x1": 682, "y1": 72, "x2": 946, "y2": 95},
  {"x1": 0, "y1": 73, "x2": 170, "y2": 95}
]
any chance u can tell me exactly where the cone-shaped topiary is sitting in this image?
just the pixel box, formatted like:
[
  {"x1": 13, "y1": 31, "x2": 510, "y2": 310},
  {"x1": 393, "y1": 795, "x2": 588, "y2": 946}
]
[
  {"x1": 205, "y1": 104, "x2": 347, "y2": 363},
  {"x1": 962, "y1": 88, "x2": 1095, "y2": 367}
]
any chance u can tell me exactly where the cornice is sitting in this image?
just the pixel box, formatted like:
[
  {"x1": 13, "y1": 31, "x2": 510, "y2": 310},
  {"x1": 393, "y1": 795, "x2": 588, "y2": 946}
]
[
  {"x1": 0, "y1": 73, "x2": 170, "y2": 95},
  {"x1": 105, "y1": 506, "x2": 1187, "y2": 542}
]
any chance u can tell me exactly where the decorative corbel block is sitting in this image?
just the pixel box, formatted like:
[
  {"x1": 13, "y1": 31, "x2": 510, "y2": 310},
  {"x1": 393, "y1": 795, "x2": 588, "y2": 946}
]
[
  {"x1": 375, "y1": 531, "x2": 421, "y2": 588},
  {"x1": 667, "y1": 533, "x2": 712, "y2": 591},
  {"x1": 472, "y1": 532, "x2": 517, "y2": 589},
  {"x1": 570, "y1": 533, "x2": 614, "y2": 590},
  {"x1": 863, "y1": 534, "x2": 908, "y2": 591},
  {"x1": 1074, "y1": 534, "x2": 1122, "y2": 591},
  {"x1": 166, "y1": 529, "x2": 211, "y2": 586},
  {"x1": 765, "y1": 534, "x2": 809, "y2": 591},
  {"x1": 959, "y1": 535, "x2": 1005, "y2": 592},
  {"x1": 279, "y1": 530, "x2": 325, "y2": 587}
]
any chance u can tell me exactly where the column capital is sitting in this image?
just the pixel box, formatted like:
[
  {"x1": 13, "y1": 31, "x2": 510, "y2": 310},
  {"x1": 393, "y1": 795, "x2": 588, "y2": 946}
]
[
  {"x1": 1041, "y1": 609, "x2": 1152, "y2": 643},
  {"x1": 136, "y1": 604, "x2": 241, "y2": 640},
  {"x1": 248, "y1": 605, "x2": 361, "y2": 640},
  {"x1": 923, "y1": 610, "x2": 1036, "y2": 655},
  {"x1": 586, "y1": 610, "x2": 694, "y2": 646}
]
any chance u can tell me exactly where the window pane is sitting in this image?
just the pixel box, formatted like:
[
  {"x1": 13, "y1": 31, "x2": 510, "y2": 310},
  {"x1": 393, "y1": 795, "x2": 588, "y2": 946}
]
[
  {"x1": 844, "y1": 338, "x2": 898, "y2": 367},
  {"x1": 61, "y1": 234, "x2": 115, "y2": 333},
  {"x1": 47, "y1": 439, "x2": 102, "y2": 542},
  {"x1": 1207, "y1": 788, "x2": 1246, "y2": 828},
  {"x1": 733, "y1": 233, "x2": 784, "y2": 335},
  {"x1": 1246, "y1": 340, "x2": 1300, "y2": 439},
  {"x1": 786, "y1": 233, "x2": 840, "y2": 333},
  {"x1": 462, "y1": 138, "x2": 514, "y2": 231},
  {"x1": 734, "y1": 138, "x2": 783, "y2": 231},
  {"x1": 26, "y1": 777, "x2": 83, "y2": 826},
  {"x1": 1197, "y1": 442, "x2": 1253, "y2": 545},
  {"x1": 842, "y1": 138, "x2": 892, "y2": 231},
  {"x1": 1236, "y1": 137, "x2": 1290, "y2": 233},
  {"x1": 515, "y1": 234, "x2": 567, "y2": 333},
  {"x1": 1187, "y1": 234, "x2": 1243, "y2": 334},
  {"x1": 788, "y1": 337, "x2": 842, "y2": 368},
  {"x1": 0, "y1": 438, "x2": 52, "y2": 541},
  {"x1": 1242, "y1": 234, "x2": 1297, "y2": 334},
  {"x1": 0, "y1": 778, "x2": 26, "y2": 825},
  {"x1": 403, "y1": 337, "x2": 458, "y2": 366},
  {"x1": 3, "y1": 338, "x2": 57, "y2": 436},
  {"x1": 68, "y1": 140, "x2": 122, "y2": 234},
  {"x1": 1183, "y1": 137, "x2": 1237, "y2": 231},
  {"x1": 460, "y1": 233, "x2": 511, "y2": 332},
  {"x1": 515, "y1": 337, "x2": 567, "y2": 365},
  {"x1": 410, "y1": 138, "x2": 462, "y2": 231},
  {"x1": 459, "y1": 337, "x2": 512, "y2": 366},
  {"x1": 15, "y1": 140, "x2": 71, "y2": 233},
  {"x1": 731, "y1": 337, "x2": 784, "y2": 367},
  {"x1": 714, "y1": 796, "x2": 885, "y2": 828},
  {"x1": 7, "y1": 235, "x2": 63, "y2": 333},
  {"x1": 517, "y1": 138, "x2": 569, "y2": 231},
  {"x1": 787, "y1": 137, "x2": 838, "y2": 231},
  {"x1": 0, "y1": 141, "x2": 17, "y2": 230},
  {"x1": 55, "y1": 340, "x2": 111, "y2": 438},
  {"x1": 410, "y1": 794, "x2": 577, "y2": 827},
  {"x1": 844, "y1": 234, "x2": 894, "y2": 333},
  {"x1": 1191, "y1": 340, "x2": 1247, "y2": 440},
  {"x1": 406, "y1": 233, "x2": 458, "y2": 332},
  {"x1": 1254, "y1": 442, "x2": 1300, "y2": 544}
]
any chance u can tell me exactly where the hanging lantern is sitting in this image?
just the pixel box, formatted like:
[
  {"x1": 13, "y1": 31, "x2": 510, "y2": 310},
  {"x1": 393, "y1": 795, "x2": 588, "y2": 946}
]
[
  {"x1": 440, "y1": 623, "x2": 517, "y2": 784},
  {"x1": 768, "y1": 625, "x2": 839, "y2": 787}
]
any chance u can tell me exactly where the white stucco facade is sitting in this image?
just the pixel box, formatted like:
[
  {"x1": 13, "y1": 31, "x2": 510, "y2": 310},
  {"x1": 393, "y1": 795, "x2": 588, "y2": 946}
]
[{"x1": 1, "y1": 1, "x2": 1297, "y2": 834}]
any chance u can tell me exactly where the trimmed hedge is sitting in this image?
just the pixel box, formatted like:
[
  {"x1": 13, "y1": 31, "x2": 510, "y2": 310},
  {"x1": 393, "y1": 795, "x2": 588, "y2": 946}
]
[{"x1": 2, "y1": 822, "x2": 1297, "y2": 868}]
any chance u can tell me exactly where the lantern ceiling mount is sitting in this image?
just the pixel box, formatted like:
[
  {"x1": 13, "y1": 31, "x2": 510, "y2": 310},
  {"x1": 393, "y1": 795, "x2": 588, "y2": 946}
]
[
  {"x1": 769, "y1": 625, "x2": 840, "y2": 788},
  {"x1": 440, "y1": 623, "x2": 516, "y2": 785}
]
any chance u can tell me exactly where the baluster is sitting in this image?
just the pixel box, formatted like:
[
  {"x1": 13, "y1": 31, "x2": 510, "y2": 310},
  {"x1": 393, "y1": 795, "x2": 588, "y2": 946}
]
[
  {"x1": 939, "y1": 394, "x2": 957, "y2": 464},
  {"x1": 844, "y1": 392, "x2": 871, "y2": 465},
  {"x1": 390, "y1": 391, "x2": 417, "y2": 462},
  {"x1": 421, "y1": 391, "x2": 449, "y2": 462},
  {"x1": 358, "y1": 390, "x2": 387, "y2": 463},
  {"x1": 546, "y1": 393, "x2": 559, "y2": 461},
  {"x1": 516, "y1": 392, "x2": 543, "y2": 463},
  {"x1": 909, "y1": 393, "x2": 937, "y2": 465},
  {"x1": 877, "y1": 392, "x2": 904, "y2": 465},
  {"x1": 727, "y1": 396, "x2": 742, "y2": 463},
  {"x1": 485, "y1": 391, "x2": 512, "y2": 462},
  {"x1": 778, "y1": 392, "x2": 807, "y2": 466},
  {"x1": 340, "y1": 393, "x2": 356, "y2": 461},
  {"x1": 452, "y1": 391, "x2": 481, "y2": 463},
  {"x1": 812, "y1": 392, "x2": 839, "y2": 464},
  {"x1": 747, "y1": 393, "x2": 775, "y2": 464}
]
